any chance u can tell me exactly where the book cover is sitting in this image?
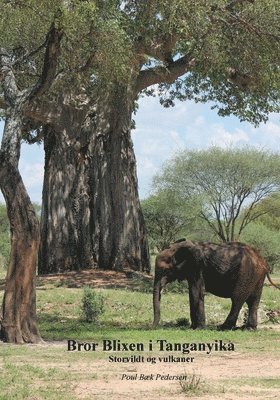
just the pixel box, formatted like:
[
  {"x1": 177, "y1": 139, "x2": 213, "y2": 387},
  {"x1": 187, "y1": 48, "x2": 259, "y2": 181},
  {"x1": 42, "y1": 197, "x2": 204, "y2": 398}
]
[{"x1": 0, "y1": 2, "x2": 279, "y2": 400}]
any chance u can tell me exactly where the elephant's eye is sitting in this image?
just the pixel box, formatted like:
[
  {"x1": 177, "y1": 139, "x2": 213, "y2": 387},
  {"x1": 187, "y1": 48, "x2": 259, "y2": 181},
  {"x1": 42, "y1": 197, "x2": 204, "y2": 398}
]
[{"x1": 164, "y1": 257, "x2": 172, "y2": 266}]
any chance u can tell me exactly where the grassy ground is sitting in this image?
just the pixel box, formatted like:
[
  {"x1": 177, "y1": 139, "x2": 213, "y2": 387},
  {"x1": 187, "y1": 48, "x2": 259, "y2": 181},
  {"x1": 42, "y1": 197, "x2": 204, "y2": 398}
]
[
  {"x1": 0, "y1": 269, "x2": 279, "y2": 399},
  {"x1": 34, "y1": 272, "x2": 280, "y2": 341}
]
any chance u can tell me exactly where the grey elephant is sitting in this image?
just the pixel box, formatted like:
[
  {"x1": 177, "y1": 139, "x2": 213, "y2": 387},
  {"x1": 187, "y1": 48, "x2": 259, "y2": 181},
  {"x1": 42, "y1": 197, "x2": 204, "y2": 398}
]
[{"x1": 153, "y1": 240, "x2": 279, "y2": 330}]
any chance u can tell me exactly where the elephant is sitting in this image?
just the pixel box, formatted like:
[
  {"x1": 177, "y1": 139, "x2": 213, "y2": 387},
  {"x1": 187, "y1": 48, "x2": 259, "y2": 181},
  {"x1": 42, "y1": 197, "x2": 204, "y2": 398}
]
[{"x1": 153, "y1": 240, "x2": 279, "y2": 330}]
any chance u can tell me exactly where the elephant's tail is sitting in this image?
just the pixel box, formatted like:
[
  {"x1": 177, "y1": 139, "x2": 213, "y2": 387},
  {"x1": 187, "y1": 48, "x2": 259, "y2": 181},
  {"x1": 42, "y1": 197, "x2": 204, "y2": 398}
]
[{"x1": 266, "y1": 272, "x2": 280, "y2": 290}]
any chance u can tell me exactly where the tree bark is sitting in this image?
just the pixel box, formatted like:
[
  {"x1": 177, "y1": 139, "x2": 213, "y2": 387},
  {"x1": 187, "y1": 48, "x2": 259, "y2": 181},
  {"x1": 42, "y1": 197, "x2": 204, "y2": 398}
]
[
  {"x1": 39, "y1": 85, "x2": 150, "y2": 273},
  {"x1": 38, "y1": 126, "x2": 94, "y2": 274},
  {"x1": 89, "y1": 95, "x2": 149, "y2": 271},
  {"x1": 0, "y1": 116, "x2": 41, "y2": 343},
  {"x1": 0, "y1": 21, "x2": 62, "y2": 343}
]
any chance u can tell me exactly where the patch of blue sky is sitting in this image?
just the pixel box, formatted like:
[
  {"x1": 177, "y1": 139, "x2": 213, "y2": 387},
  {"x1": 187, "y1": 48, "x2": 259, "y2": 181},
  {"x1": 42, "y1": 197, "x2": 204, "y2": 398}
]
[{"x1": 0, "y1": 97, "x2": 279, "y2": 202}]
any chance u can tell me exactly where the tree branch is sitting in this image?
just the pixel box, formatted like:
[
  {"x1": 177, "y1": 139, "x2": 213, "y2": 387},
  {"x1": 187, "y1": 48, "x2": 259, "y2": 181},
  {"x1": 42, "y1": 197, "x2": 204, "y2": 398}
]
[
  {"x1": 0, "y1": 50, "x2": 20, "y2": 106},
  {"x1": 28, "y1": 23, "x2": 63, "y2": 103},
  {"x1": 0, "y1": 95, "x2": 8, "y2": 110},
  {"x1": 200, "y1": 210, "x2": 226, "y2": 242},
  {"x1": 12, "y1": 38, "x2": 48, "y2": 67},
  {"x1": 24, "y1": 100, "x2": 62, "y2": 125},
  {"x1": 135, "y1": 54, "x2": 195, "y2": 93},
  {"x1": 226, "y1": 0, "x2": 255, "y2": 11},
  {"x1": 135, "y1": 32, "x2": 178, "y2": 65}
]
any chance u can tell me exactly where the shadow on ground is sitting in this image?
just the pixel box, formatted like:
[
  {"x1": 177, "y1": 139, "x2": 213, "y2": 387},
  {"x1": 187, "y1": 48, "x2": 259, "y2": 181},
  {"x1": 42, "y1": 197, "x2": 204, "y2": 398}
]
[{"x1": 36, "y1": 268, "x2": 153, "y2": 292}]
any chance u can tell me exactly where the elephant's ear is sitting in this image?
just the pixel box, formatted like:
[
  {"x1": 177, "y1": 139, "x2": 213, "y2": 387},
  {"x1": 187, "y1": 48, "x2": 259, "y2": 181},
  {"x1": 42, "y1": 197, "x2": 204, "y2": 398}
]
[
  {"x1": 172, "y1": 242, "x2": 201, "y2": 266},
  {"x1": 172, "y1": 246, "x2": 190, "y2": 265}
]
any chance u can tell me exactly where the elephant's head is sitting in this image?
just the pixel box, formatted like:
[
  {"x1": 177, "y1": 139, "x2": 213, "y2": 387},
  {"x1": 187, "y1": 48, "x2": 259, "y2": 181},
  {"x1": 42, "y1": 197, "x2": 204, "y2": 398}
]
[{"x1": 152, "y1": 240, "x2": 199, "y2": 327}]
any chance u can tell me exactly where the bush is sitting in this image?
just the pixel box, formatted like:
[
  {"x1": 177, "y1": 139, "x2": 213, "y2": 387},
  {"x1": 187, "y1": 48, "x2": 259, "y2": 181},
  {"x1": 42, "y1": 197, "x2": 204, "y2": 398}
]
[
  {"x1": 165, "y1": 280, "x2": 189, "y2": 293},
  {"x1": 0, "y1": 253, "x2": 7, "y2": 271},
  {"x1": 240, "y1": 222, "x2": 280, "y2": 272},
  {"x1": 179, "y1": 372, "x2": 206, "y2": 395},
  {"x1": 0, "y1": 233, "x2": 10, "y2": 270},
  {"x1": 80, "y1": 287, "x2": 105, "y2": 323},
  {"x1": 0, "y1": 205, "x2": 10, "y2": 270}
]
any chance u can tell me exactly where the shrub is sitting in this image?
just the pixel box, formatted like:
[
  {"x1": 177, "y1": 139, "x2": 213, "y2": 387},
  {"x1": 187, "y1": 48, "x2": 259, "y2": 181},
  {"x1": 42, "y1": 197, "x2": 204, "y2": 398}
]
[
  {"x1": 80, "y1": 287, "x2": 105, "y2": 323},
  {"x1": 179, "y1": 372, "x2": 206, "y2": 395},
  {"x1": 0, "y1": 204, "x2": 11, "y2": 269},
  {"x1": 240, "y1": 222, "x2": 280, "y2": 272},
  {"x1": 165, "y1": 280, "x2": 189, "y2": 293}
]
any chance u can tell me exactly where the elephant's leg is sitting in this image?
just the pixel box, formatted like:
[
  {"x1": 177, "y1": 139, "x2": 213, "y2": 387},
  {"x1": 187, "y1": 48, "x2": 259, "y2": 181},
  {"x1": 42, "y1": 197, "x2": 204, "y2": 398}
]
[
  {"x1": 245, "y1": 286, "x2": 263, "y2": 329},
  {"x1": 189, "y1": 277, "x2": 205, "y2": 329},
  {"x1": 219, "y1": 297, "x2": 245, "y2": 330}
]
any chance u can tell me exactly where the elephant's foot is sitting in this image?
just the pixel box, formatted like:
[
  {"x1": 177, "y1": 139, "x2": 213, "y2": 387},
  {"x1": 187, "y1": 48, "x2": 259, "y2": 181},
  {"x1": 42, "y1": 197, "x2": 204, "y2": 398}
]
[
  {"x1": 191, "y1": 324, "x2": 205, "y2": 330},
  {"x1": 217, "y1": 324, "x2": 236, "y2": 331},
  {"x1": 241, "y1": 324, "x2": 257, "y2": 331}
]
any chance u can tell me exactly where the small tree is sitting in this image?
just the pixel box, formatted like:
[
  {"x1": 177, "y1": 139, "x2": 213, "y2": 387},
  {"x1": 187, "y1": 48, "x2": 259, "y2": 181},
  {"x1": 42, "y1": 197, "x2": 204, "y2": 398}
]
[
  {"x1": 141, "y1": 191, "x2": 191, "y2": 251},
  {"x1": 251, "y1": 192, "x2": 280, "y2": 232},
  {"x1": 81, "y1": 287, "x2": 105, "y2": 323},
  {"x1": 241, "y1": 222, "x2": 280, "y2": 272},
  {"x1": 0, "y1": 204, "x2": 10, "y2": 268},
  {"x1": 154, "y1": 147, "x2": 280, "y2": 242}
]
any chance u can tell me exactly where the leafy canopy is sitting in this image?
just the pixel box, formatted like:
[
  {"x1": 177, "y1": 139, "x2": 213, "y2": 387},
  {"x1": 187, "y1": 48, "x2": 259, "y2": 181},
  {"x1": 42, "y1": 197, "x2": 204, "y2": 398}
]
[
  {"x1": 153, "y1": 147, "x2": 280, "y2": 242},
  {"x1": 141, "y1": 190, "x2": 200, "y2": 251},
  {"x1": 240, "y1": 193, "x2": 280, "y2": 271},
  {"x1": 241, "y1": 222, "x2": 280, "y2": 272},
  {"x1": 0, "y1": 0, "x2": 279, "y2": 125}
]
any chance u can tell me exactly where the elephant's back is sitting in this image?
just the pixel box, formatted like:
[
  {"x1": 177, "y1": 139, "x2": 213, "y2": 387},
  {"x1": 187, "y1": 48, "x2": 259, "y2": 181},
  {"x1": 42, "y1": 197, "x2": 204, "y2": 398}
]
[{"x1": 201, "y1": 242, "x2": 266, "y2": 297}]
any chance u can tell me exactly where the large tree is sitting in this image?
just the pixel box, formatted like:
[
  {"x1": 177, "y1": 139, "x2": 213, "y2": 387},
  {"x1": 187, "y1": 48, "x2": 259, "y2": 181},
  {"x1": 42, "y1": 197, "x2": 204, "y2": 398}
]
[
  {"x1": 0, "y1": 1, "x2": 64, "y2": 342},
  {"x1": 1, "y1": 1, "x2": 280, "y2": 273},
  {"x1": 39, "y1": 0, "x2": 280, "y2": 273},
  {"x1": 0, "y1": 0, "x2": 279, "y2": 272},
  {"x1": 153, "y1": 147, "x2": 280, "y2": 242}
]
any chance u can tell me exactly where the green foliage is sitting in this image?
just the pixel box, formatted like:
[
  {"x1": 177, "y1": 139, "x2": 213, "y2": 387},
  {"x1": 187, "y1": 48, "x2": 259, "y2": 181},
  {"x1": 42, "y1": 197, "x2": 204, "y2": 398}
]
[
  {"x1": 240, "y1": 222, "x2": 280, "y2": 272},
  {"x1": 0, "y1": 1, "x2": 61, "y2": 50},
  {"x1": 156, "y1": 0, "x2": 280, "y2": 124},
  {"x1": 141, "y1": 191, "x2": 197, "y2": 251},
  {"x1": 240, "y1": 192, "x2": 280, "y2": 272},
  {"x1": 80, "y1": 287, "x2": 105, "y2": 323},
  {"x1": 0, "y1": 204, "x2": 10, "y2": 269},
  {"x1": 251, "y1": 192, "x2": 280, "y2": 231},
  {"x1": 1, "y1": 1, "x2": 280, "y2": 124},
  {"x1": 154, "y1": 147, "x2": 280, "y2": 242},
  {"x1": 164, "y1": 280, "x2": 189, "y2": 294},
  {"x1": 0, "y1": 0, "x2": 134, "y2": 102}
]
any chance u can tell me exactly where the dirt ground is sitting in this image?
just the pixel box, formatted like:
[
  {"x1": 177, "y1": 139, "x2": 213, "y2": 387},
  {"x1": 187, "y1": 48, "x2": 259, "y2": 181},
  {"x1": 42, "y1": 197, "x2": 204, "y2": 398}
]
[
  {"x1": 2, "y1": 269, "x2": 279, "y2": 399},
  {"x1": 38, "y1": 341, "x2": 280, "y2": 400},
  {"x1": 36, "y1": 269, "x2": 280, "y2": 400},
  {"x1": 37, "y1": 268, "x2": 153, "y2": 289}
]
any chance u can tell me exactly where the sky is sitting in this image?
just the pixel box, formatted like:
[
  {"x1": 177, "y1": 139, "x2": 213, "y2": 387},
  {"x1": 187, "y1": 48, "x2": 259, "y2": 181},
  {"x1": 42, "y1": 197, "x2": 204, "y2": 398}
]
[{"x1": 0, "y1": 96, "x2": 280, "y2": 203}]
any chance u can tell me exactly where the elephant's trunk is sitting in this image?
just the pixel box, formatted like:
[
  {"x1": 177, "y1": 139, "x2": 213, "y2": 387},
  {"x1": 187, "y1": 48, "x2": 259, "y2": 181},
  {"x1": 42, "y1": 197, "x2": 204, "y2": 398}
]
[{"x1": 152, "y1": 273, "x2": 167, "y2": 328}]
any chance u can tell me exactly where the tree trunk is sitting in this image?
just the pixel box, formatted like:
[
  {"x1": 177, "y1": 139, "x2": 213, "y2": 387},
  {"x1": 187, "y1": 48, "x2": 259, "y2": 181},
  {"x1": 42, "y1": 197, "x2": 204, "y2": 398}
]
[
  {"x1": 39, "y1": 85, "x2": 150, "y2": 273},
  {"x1": 152, "y1": 275, "x2": 163, "y2": 328},
  {"x1": 89, "y1": 124, "x2": 149, "y2": 271},
  {"x1": 38, "y1": 126, "x2": 94, "y2": 274},
  {"x1": 89, "y1": 86, "x2": 150, "y2": 271},
  {"x1": 0, "y1": 116, "x2": 41, "y2": 343}
]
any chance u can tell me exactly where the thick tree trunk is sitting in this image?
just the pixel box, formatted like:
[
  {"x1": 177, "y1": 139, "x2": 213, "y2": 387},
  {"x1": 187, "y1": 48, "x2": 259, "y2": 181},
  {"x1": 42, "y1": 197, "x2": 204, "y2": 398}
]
[
  {"x1": 89, "y1": 86, "x2": 150, "y2": 271},
  {"x1": 89, "y1": 124, "x2": 149, "y2": 271},
  {"x1": 0, "y1": 116, "x2": 41, "y2": 343},
  {"x1": 39, "y1": 85, "x2": 150, "y2": 273},
  {"x1": 89, "y1": 93, "x2": 149, "y2": 271},
  {"x1": 38, "y1": 127, "x2": 94, "y2": 274}
]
